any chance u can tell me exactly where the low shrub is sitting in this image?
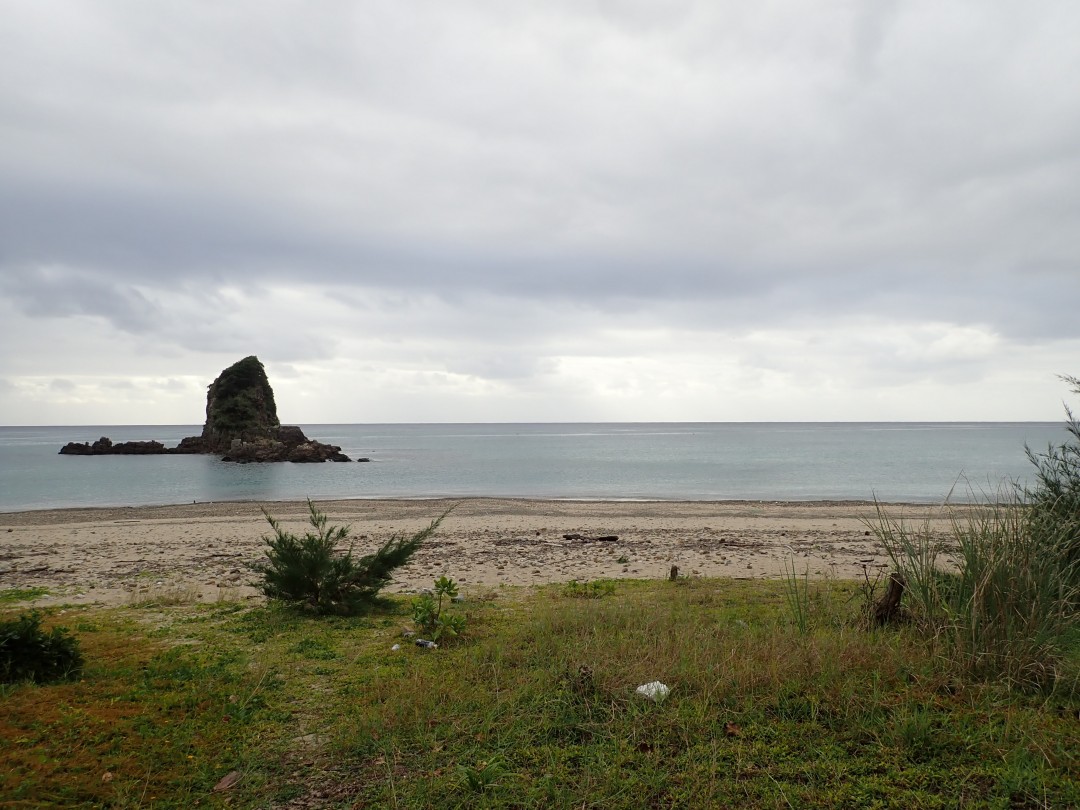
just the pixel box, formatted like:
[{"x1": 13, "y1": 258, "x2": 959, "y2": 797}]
[{"x1": 0, "y1": 611, "x2": 84, "y2": 684}]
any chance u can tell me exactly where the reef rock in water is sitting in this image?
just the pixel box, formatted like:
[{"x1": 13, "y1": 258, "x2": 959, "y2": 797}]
[
  {"x1": 58, "y1": 437, "x2": 169, "y2": 456},
  {"x1": 59, "y1": 356, "x2": 353, "y2": 463}
]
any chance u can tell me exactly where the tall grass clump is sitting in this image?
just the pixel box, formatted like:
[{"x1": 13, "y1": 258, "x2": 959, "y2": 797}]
[
  {"x1": 871, "y1": 498, "x2": 1078, "y2": 688},
  {"x1": 870, "y1": 377, "x2": 1080, "y2": 689},
  {"x1": 781, "y1": 556, "x2": 810, "y2": 634}
]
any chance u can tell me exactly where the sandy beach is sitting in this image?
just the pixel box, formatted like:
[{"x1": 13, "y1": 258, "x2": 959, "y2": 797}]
[{"x1": 0, "y1": 498, "x2": 953, "y2": 607}]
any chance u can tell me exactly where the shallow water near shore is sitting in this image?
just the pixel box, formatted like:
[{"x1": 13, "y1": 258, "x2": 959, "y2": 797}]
[{"x1": 0, "y1": 421, "x2": 1065, "y2": 511}]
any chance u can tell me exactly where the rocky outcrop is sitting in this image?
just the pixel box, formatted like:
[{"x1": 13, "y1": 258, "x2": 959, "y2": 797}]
[
  {"x1": 59, "y1": 356, "x2": 356, "y2": 463},
  {"x1": 60, "y1": 437, "x2": 169, "y2": 456},
  {"x1": 199, "y1": 356, "x2": 281, "y2": 451},
  {"x1": 220, "y1": 426, "x2": 351, "y2": 463}
]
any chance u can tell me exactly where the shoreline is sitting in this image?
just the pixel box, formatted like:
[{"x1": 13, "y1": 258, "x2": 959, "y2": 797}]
[
  {"x1": 0, "y1": 497, "x2": 960, "y2": 608},
  {"x1": 0, "y1": 495, "x2": 947, "y2": 521}
]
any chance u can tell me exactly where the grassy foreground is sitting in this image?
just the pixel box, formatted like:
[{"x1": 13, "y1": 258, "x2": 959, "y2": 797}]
[{"x1": 3, "y1": 578, "x2": 1078, "y2": 809}]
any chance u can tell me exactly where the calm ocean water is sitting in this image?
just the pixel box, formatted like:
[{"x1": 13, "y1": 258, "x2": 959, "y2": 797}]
[{"x1": 0, "y1": 423, "x2": 1067, "y2": 512}]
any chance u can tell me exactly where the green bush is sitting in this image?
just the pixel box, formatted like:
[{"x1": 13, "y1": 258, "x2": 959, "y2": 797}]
[
  {"x1": 0, "y1": 611, "x2": 84, "y2": 684},
  {"x1": 1024, "y1": 374, "x2": 1080, "y2": 585},
  {"x1": 256, "y1": 500, "x2": 448, "y2": 615}
]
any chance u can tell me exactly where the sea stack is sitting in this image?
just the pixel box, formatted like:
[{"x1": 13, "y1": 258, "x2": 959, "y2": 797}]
[
  {"x1": 174, "y1": 355, "x2": 282, "y2": 453},
  {"x1": 175, "y1": 356, "x2": 351, "y2": 462},
  {"x1": 204, "y1": 354, "x2": 281, "y2": 447},
  {"x1": 61, "y1": 356, "x2": 353, "y2": 463}
]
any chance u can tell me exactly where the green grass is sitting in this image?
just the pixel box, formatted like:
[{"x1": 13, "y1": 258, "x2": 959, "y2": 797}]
[
  {"x1": 0, "y1": 586, "x2": 50, "y2": 603},
  {"x1": 2, "y1": 578, "x2": 1078, "y2": 808}
]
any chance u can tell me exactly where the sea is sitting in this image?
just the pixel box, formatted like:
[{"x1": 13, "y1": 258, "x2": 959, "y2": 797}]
[{"x1": 0, "y1": 422, "x2": 1070, "y2": 513}]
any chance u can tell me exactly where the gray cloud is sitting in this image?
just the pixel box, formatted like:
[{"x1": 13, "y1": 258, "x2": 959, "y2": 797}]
[
  {"x1": 1, "y1": 1, "x2": 1078, "y2": 423},
  {"x1": 2, "y1": 266, "x2": 162, "y2": 334}
]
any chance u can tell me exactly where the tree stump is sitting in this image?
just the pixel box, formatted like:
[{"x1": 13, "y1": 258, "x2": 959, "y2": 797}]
[{"x1": 872, "y1": 572, "x2": 906, "y2": 627}]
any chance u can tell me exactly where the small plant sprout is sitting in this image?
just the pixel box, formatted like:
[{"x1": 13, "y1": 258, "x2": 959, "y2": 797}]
[
  {"x1": 458, "y1": 755, "x2": 507, "y2": 794},
  {"x1": 413, "y1": 576, "x2": 467, "y2": 642}
]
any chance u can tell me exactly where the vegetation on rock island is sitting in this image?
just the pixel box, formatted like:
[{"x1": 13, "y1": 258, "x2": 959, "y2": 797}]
[{"x1": 201, "y1": 355, "x2": 280, "y2": 443}]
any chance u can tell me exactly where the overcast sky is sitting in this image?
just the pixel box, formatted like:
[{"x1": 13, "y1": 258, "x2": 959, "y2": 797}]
[{"x1": 2, "y1": 1, "x2": 1078, "y2": 425}]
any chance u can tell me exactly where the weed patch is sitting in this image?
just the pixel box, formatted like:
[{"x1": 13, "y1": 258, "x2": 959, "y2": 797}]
[
  {"x1": 561, "y1": 579, "x2": 617, "y2": 598},
  {"x1": 412, "y1": 576, "x2": 467, "y2": 642}
]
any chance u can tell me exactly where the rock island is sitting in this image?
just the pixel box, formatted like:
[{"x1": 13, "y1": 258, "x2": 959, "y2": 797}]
[{"x1": 59, "y1": 356, "x2": 355, "y2": 463}]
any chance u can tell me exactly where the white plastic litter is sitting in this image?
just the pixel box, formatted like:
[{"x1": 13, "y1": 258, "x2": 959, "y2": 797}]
[{"x1": 635, "y1": 681, "x2": 671, "y2": 702}]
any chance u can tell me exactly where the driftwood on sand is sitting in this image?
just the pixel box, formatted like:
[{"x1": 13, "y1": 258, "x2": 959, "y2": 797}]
[
  {"x1": 563, "y1": 533, "x2": 619, "y2": 542},
  {"x1": 872, "y1": 572, "x2": 907, "y2": 627}
]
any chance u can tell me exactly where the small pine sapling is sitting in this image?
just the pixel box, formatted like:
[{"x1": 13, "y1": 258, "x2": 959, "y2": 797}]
[{"x1": 256, "y1": 500, "x2": 448, "y2": 615}]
